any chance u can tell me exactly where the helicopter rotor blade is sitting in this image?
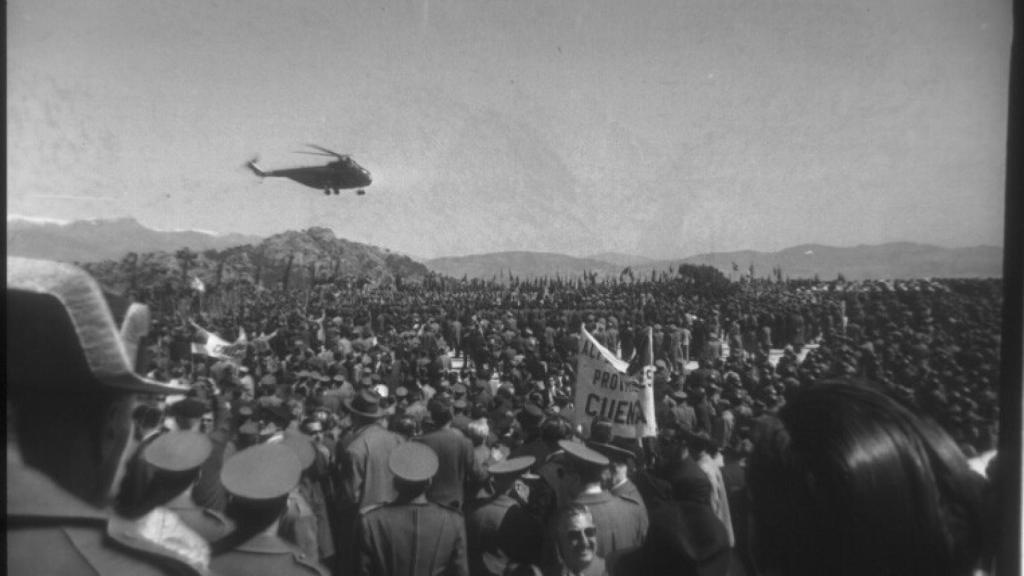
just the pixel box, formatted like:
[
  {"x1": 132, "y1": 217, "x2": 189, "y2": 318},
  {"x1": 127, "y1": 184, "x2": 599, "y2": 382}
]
[
  {"x1": 306, "y1": 143, "x2": 348, "y2": 159},
  {"x1": 293, "y1": 150, "x2": 337, "y2": 157}
]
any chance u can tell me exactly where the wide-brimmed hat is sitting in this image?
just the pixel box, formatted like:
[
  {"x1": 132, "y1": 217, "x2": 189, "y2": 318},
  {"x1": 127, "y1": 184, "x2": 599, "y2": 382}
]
[
  {"x1": 7, "y1": 258, "x2": 185, "y2": 396},
  {"x1": 586, "y1": 440, "x2": 636, "y2": 464},
  {"x1": 344, "y1": 389, "x2": 387, "y2": 418}
]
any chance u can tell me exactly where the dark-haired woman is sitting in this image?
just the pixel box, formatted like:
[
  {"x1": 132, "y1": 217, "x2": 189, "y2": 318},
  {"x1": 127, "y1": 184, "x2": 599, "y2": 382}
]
[{"x1": 747, "y1": 380, "x2": 986, "y2": 576}]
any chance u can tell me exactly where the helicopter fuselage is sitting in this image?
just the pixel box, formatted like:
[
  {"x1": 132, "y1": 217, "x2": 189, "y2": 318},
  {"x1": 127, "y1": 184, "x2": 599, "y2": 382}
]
[{"x1": 248, "y1": 158, "x2": 372, "y2": 194}]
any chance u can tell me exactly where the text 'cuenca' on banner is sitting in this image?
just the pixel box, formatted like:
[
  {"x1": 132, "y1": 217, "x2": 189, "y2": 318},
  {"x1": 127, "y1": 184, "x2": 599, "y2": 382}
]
[{"x1": 574, "y1": 325, "x2": 657, "y2": 439}]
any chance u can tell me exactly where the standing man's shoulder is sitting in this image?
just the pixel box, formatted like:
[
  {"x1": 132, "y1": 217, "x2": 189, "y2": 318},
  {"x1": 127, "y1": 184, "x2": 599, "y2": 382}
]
[
  {"x1": 9, "y1": 463, "x2": 205, "y2": 576},
  {"x1": 213, "y1": 536, "x2": 329, "y2": 576},
  {"x1": 433, "y1": 499, "x2": 467, "y2": 519}
]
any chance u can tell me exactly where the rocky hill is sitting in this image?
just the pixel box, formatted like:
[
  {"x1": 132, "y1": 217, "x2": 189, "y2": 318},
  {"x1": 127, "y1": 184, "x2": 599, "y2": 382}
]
[{"x1": 78, "y1": 227, "x2": 429, "y2": 293}]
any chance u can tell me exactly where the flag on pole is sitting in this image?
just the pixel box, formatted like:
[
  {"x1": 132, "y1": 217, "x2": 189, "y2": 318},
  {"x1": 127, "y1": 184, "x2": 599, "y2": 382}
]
[
  {"x1": 636, "y1": 327, "x2": 658, "y2": 438},
  {"x1": 190, "y1": 276, "x2": 205, "y2": 293}
]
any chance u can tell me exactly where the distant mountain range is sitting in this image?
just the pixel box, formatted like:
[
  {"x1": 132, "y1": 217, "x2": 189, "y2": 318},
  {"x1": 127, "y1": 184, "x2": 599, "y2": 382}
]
[
  {"x1": 7, "y1": 217, "x2": 261, "y2": 263},
  {"x1": 425, "y1": 243, "x2": 1003, "y2": 281},
  {"x1": 6, "y1": 217, "x2": 1002, "y2": 281}
]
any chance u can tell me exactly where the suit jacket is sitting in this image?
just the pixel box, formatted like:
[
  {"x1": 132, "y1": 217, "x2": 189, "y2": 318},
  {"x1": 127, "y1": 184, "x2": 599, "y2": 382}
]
[
  {"x1": 543, "y1": 556, "x2": 608, "y2": 576},
  {"x1": 571, "y1": 491, "x2": 647, "y2": 558},
  {"x1": 465, "y1": 494, "x2": 544, "y2": 576},
  {"x1": 358, "y1": 501, "x2": 469, "y2": 576},
  {"x1": 338, "y1": 422, "x2": 405, "y2": 511},
  {"x1": 415, "y1": 427, "x2": 484, "y2": 510},
  {"x1": 211, "y1": 533, "x2": 327, "y2": 576},
  {"x1": 610, "y1": 479, "x2": 646, "y2": 510},
  {"x1": 8, "y1": 459, "x2": 205, "y2": 576}
]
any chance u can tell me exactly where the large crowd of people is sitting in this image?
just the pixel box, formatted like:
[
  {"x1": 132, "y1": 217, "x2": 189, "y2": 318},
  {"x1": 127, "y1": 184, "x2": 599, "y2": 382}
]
[{"x1": 8, "y1": 257, "x2": 1006, "y2": 576}]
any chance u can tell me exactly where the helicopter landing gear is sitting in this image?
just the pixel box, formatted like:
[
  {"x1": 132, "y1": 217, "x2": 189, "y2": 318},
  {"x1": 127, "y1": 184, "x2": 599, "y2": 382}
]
[{"x1": 356, "y1": 189, "x2": 366, "y2": 196}]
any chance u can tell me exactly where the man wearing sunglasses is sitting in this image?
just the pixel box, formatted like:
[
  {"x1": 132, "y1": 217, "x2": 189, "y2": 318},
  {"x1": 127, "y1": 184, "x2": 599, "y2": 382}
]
[
  {"x1": 302, "y1": 417, "x2": 332, "y2": 464},
  {"x1": 551, "y1": 504, "x2": 604, "y2": 576}
]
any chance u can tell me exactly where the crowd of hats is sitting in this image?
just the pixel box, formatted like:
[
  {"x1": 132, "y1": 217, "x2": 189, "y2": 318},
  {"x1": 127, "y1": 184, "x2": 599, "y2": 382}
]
[{"x1": 134, "y1": 271, "x2": 1001, "y2": 469}]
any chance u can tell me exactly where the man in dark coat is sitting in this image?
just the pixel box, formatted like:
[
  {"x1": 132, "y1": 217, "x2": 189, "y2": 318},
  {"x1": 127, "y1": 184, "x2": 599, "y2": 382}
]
[
  {"x1": 669, "y1": 389, "x2": 698, "y2": 432},
  {"x1": 414, "y1": 396, "x2": 486, "y2": 510},
  {"x1": 335, "y1": 389, "x2": 405, "y2": 576},
  {"x1": 559, "y1": 440, "x2": 647, "y2": 559},
  {"x1": 509, "y1": 402, "x2": 547, "y2": 464},
  {"x1": 7, "y1": 258, "x2": 208, "y2": 575},
  {"x1": 613, "y1": 493, "x2": 731, "y2": 576},
  {"x1": 211, "y1": 443, "x2": 328, "y2": 576},
  {"x1": 658, "y1": 426, "x2": 714, "y2": 505},
  {"x1": 136, "y1": 430, "x2": 235, "y2": 544},
  {"x1": 465, "y1": 456, "x2": 544, "y2": 576},
  {"x1": 358, "y1": 442, "x2": 470, "y2": 576},
  {"x1": 587, "y1": 439, "x2": 647, "y2": 522}
]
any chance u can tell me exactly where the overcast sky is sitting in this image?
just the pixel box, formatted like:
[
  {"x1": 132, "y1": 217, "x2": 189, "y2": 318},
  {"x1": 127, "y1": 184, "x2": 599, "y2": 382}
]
[{"x1": 7, "y1": 0, "x2": 1012, "y2": 259}]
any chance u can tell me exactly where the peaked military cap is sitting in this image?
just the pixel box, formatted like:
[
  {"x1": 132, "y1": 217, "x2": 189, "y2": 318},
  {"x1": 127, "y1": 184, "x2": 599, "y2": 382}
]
[
  {"x1": 281, "y1": 431, "x2": 316, "y2": 470},
  {"x1": 345, "y1": 389, "x2": 386, "y2": 418},
  {"x1": 144, "y1": 431, "x2": 212, "y2": 472},
  {"x1": 489, "y1": 456, "x2": 535, "y2": 477},
  {"x1": 221, "y1": 444, "x2": 301, "y2": 500},
  {"x1": 558, "y1": 440, "x2": 610, "y2": 469},
  {"x1": 390, "y1": 442, "x2": 439, "y2": 482}
]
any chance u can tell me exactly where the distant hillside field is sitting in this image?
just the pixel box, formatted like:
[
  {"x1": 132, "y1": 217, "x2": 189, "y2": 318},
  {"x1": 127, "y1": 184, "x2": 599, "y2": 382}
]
[
  {"x1": 7, "y1": 217, "x2": 1002, "y2": 282},
  {"x1": 426, "y1": 243, "x2": 1003, "y2": 281}
]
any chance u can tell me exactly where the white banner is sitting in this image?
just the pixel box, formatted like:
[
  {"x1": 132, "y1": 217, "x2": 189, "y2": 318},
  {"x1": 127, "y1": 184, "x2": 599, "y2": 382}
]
[
  {"x1": 574, "y1": 326, "x2": 656, "y2": 439},
  {"x1": 190, "y1": 320, "x2": 245, "y2": 362}
]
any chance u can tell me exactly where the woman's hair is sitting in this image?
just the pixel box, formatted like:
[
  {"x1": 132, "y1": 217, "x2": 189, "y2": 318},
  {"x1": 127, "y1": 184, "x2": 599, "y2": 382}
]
[
  {"x1": 540, "y1": 416, "x2": 574, "y2": 445},
  {"x1": 747, "y1": 379, "x2": 985, "y2": 576}
]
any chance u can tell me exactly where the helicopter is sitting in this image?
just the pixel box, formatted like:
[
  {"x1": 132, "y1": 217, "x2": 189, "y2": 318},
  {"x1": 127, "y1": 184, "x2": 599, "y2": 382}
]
[{"x1": 246, "y1": 144, "x2": 372, "y2": 195}]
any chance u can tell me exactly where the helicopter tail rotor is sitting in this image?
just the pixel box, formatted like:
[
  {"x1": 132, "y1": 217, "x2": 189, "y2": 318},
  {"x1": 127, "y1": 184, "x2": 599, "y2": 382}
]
[{"x1": 245, "y1": 157, "x2": 265, "y2": 177}]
